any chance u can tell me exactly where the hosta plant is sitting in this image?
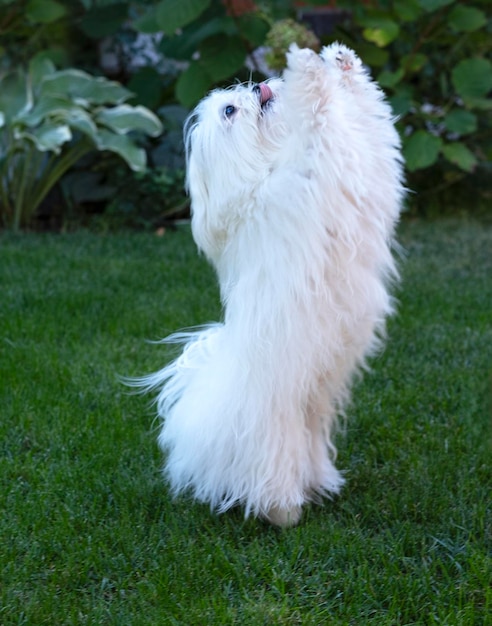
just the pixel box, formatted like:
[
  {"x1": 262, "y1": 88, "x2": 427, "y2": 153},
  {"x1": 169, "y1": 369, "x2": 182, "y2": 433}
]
[{"x1": 0, "y1": 55, "x2": 162, "y2": 230}]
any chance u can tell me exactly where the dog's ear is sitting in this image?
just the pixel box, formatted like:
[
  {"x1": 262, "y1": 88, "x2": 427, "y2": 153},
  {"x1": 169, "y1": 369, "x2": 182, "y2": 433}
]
[
  {"x1": 187, "y1": 158, "x2": 219, "y2": 261},
  {"x1": 187, "y1": 156, "x2": 209, "y2": 222}
]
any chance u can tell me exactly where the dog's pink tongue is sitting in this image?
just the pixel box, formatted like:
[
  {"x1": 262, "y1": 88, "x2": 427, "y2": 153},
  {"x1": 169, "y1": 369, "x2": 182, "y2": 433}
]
[{"x1": 259, "y1": 82, "x2": 273, "y2": 104}]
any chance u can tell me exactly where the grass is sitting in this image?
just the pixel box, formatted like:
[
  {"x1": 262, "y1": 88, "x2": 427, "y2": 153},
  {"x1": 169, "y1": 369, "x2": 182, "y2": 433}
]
[{"x1": 0, "y1": 219, "x2": 490, "y2": 625}]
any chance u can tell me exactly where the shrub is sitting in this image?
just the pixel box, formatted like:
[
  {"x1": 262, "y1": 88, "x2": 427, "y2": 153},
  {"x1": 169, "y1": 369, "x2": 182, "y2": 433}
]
[
  {"x1": 62, "y1": 161, "x2": 187, "y2": 231},
  {"x1": 0, "y1": 55, "x2": 162, "y2": 230},
  {"x1": 249, "y1": 0, "x2": 491, "y2": 211},
  {"x1": 2, "y1": 0, "x2": 490, "y2": 220},
  {"x1": 334, "y1": 0, "x2": 491, "y2": 208}
]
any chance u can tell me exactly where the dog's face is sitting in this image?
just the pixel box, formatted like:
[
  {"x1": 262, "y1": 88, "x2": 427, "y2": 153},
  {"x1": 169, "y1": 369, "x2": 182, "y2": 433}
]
[{"x1": 184, "y1": 80, "x2": 284, "y2": 211}]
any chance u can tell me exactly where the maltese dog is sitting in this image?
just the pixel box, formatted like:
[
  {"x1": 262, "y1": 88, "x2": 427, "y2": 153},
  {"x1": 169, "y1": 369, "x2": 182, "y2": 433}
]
[{"x1": 134, "y1": 43, "x2": 404, "y2": 527}]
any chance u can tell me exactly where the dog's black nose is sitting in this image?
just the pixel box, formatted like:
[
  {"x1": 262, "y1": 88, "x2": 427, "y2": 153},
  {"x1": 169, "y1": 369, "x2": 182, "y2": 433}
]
[{"x1": 252, "y1": 84, "x2": 261, "y2": 95}]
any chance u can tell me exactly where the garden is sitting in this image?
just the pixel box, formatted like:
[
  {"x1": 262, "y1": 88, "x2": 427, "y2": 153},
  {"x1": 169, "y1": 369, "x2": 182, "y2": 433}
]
[{"x1": 1, "y1": 0, "x2": 491, "y2": 624}]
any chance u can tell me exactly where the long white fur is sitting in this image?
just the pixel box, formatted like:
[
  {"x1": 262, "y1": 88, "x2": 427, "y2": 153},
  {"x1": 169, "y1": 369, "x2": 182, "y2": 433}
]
[{"x1": 133, "y1": 43, "x2": 404, "y2": 525}]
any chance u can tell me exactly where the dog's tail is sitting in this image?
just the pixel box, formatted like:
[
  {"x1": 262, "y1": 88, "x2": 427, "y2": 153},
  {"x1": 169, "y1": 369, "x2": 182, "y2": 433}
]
[{"x1": 123, "y1": 324, "x2": 223, "y2": 415}]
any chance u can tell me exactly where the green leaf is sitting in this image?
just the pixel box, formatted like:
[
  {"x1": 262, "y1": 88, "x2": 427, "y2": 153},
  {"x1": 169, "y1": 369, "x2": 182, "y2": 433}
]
[
  {"x1": 133, "y1": 4, "x2": 161, "y2": 34},
  {"x1": 362, "y1": 18, "x2": 400, "y2": 47},
  {"x1": 26, "y1": 0, "x2": 67, "y2": 23},
  {"x1": 394, "y1": 0, "x2": 422, "y2": 21},
  {"x1": 444, "y1": 110, "x2": 477, "y2": 135},
  {"x1": 156, "y1": 0, "x2": 211, "y2": 34},
  {"x1": 96, "y1": 104, "x2": 163, "y2": 137},
  {"x1": 41, "y1": 70, "x2": 132, "y2": 105},
  {"x1": 28, "y1": 55, "x2": 56, "y2": 85},
  {"x1": 389, "y1": 92, "x2": 413, "y2": 117},
  {"x1": 16, "y1": 95, "x2": 76, "y2": 126},
  {"x1": 353, "y1": 42, "x2": 389, "y2": 67},
  {"x1": 378, "y1": 68, "x2": 404, "y2": 88},
  {"x1": 441, "y1": 142, "x2": 477, "y2": 172},
  {"x1": 159, "y1": 34, "x2": 197, "y2": 61},
  {"x1": 55, "y1": 109, "x2": 99, "y2": 143},
  {"x1": 463, "y1": 97, "x2": 492, "y2": 110},
  {"x1": 0, "y1": 70, "x2": 29, "y2": 123},
  {"x1": 403, "y1": 130, "x2": 442, "y2": 171},
  {"x1": 97, "y1": 129, "x2": 147, "y2": 171},
  {"x1": 451, "y1": 58, "x2": 492, "y2": 101},
  {"x1": 401, "y1": 53, "x2": 427, "y2": 73},
  {"x1": 159, "y1": 16, "x2": 236, "y2": 60},
  {"x1": 127, "y1": 67, "x2": 163, "y2": 109},
  {"x1": 237, "y1": 14, "x2": 270, "y2": 47},
  {"x1": 418, "y1": 0, "x2": 454, "y2": 12},
  {"x1": 79, "y1": 3, "x2": 128, "y2": 38},
  {"x1": 199, "y1": 35, "x2": 247, "y2": 82},
  {"x1": 191, "y1": 15, "x2": 237, "y2": 40},
  {"x1": 15, "y1": 122, "x2": 72, "y2": 153},
  {"x1": 448, "y1": 5, "x2": 486, "y2": 32},
  {"x1": 176, "y1": 61, "x2": 212, "y2": 108}
]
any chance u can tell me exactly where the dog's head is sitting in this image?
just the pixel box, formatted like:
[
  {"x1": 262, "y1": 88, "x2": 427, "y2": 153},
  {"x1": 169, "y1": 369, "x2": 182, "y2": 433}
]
[
  {"x1": 185, "y1": 81, "x2": 281, "y2": 171},
  {"x1": 183, "y1": 79, "x2": 285, "y2": 260},
  {"x1": 185, "y1": 81, "x2": 283, "y2": 197}
]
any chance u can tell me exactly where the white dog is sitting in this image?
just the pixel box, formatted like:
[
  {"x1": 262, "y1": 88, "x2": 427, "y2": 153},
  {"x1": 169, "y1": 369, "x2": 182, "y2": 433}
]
[{"x1": 135, "y1": 44, "x2": 404, "y2": 527}]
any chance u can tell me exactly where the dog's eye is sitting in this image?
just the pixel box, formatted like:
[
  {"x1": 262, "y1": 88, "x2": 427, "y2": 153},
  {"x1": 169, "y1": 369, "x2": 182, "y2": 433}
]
[{"x1": 224, "y1": 105, "x2": 236, "y2": 119}]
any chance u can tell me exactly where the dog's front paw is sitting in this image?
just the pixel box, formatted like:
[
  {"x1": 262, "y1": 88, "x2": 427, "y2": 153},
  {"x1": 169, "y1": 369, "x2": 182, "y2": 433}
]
[
  {"x1": 286, "y1": 44, "x2": 322, "y2": 77},
  {"x1": 321, "y1": 43, "x2": 361, "y2": 75}
]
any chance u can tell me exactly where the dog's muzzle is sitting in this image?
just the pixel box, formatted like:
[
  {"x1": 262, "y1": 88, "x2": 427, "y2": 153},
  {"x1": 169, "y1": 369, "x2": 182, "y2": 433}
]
[{"x1": 253, "y1": 83, "x2": 274, "y2": 109}]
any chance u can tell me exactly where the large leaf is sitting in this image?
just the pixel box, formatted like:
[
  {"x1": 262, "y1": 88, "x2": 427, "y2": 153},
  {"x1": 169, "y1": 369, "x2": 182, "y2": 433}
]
[
  {"x1": 79, "y1": 3, "x2": 128, "y2": 38},
  {"x1": 448, "y1": 5, "x2": 486, "y2": 32},
  {"x1": 0, "y1": 70, "x2": 29, "y2": 123},
  {"x1": 441, "y1": 142, "x2": 477, "y2": 172},
  {"x1": 418, "y1": 0, "x2": 454, "y2": 12},
  {"x1": 401, "y1": 53, "x2": 427, "y2": 73},
  {"x1": 176, "y1": 61, "x2": 212, "y2": 108},
  {"x1": 156, "y1": 0, "x2": 211, "y2": 35},
  {"x1": 237, "y1": 14, "x2": 270, "y2": 46},
  {"x1": 389, "y1": 92, "x2": 413, "y2": 117},
  {"x1": 403, "y1": 130, "x2": 442, "y2": 171},
  {"x1": 377, "y1": 68, "x2": 404, "y2": 88},
  {"x1": 451, "y1": 58, "x2": 492, "y2": 101},
  {"x1": 96, "y1": 129, "x2": 147, "y2": 171},
  {"x1": 361, "y1": 18, "x2": 400, "y2": 47},
  {"x1": 29, "y1": 55, "x2": 56, "y2": 85},
  {"x1": 96, "y1": 104, "x2": 163, "y2": 137},
  {"x1": 26, "y1": 0, "x2": 67, "y2": 23},
  {"x1": 15, "y1": 122, "x2": 72, "y2": 153},
  {"x1": 54, "y1": 109, "x2": 99, "y2": 143},
  {"x1": 16, "y1": 95, "x2": 77, "y2": 126},
  {"x1": 199, "y1": 35, "x2": 247, "y2": 82},
  {"x1": 159, "y1": 16, "x2": 236, "y2": 60},
  {"x1": 133, "y1": 4, "x2": 161, "y2": 34},
  {"x1": 40, "y1": 70, "x2": 132, "y2": 105},
  {"x1": 394, "y1": 0, "x2": 422, "y2": 21},
  {"x1": 127, "y1": 67, "x2": 163, "y2": 109},
  {"x1": 444, "y1": 110, "x2": 477, "y2": 135},
  {"x1": 463, "y1": 97, "x2": 492, "y2": 111},
  {"x1": 353, "y1": 42, "x2": 389, "y2": 67}
]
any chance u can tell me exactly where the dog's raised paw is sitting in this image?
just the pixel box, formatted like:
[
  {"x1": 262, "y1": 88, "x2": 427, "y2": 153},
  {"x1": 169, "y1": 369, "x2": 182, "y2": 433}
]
[
  {"x1": 321, "y1": 44, "x2": 359, "y2": 74},
  {"x1": 335, "y1": 48, "x2": 355, "y2": 72},
  {"x1": 261, "y1": 505, "x2": 303, "y2": 528},
  {"x1": 286, "y1": 44, "x2": 322, "y2": 76}
]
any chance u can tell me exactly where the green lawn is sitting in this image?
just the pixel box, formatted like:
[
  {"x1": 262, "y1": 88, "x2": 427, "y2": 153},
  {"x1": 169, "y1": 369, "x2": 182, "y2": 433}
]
[{"x1": 1, "y1": 219, "x2": 490, "y2": 625}]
